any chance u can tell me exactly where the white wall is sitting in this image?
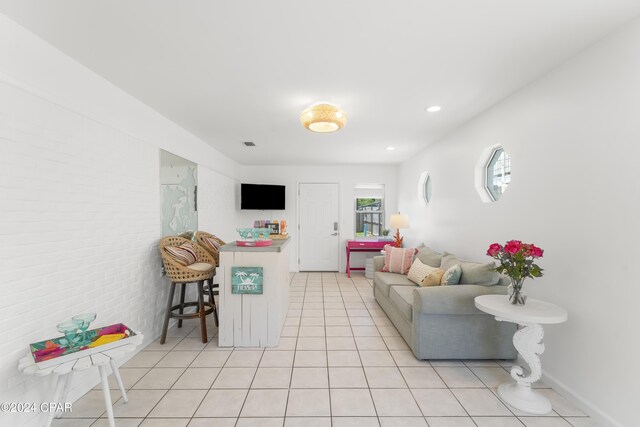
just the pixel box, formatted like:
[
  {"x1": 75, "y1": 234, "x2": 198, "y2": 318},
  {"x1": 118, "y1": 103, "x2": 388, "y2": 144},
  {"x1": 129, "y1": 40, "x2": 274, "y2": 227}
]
[
  {"x1": 239, "y1": 165, "x2": 398, "y2": 272},
  {"x1": 0, "y1": 14, "x2": 240, "y2": 427},
  {"x1": 396, "y1": 17, "x2": 640, "y2": 427}
]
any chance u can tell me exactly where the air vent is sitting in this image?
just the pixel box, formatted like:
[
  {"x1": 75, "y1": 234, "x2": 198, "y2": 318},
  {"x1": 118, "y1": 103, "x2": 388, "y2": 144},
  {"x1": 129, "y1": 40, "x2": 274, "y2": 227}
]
[{"x1": 243, "y1": 141, "x2": 256, "y2": 147}]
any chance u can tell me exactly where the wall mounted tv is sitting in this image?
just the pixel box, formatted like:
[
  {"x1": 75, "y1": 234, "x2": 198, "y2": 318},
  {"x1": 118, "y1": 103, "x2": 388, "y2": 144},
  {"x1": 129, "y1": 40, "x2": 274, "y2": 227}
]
[{"x1": 241, "y1": 183, "x2": 286, "y2": 210}]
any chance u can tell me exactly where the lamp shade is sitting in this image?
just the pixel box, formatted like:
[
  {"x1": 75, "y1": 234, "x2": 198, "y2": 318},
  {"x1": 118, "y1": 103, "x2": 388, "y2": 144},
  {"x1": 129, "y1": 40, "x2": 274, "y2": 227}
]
[{"x1": 390, "y1": 213, "x2": 410, "y2": 229}]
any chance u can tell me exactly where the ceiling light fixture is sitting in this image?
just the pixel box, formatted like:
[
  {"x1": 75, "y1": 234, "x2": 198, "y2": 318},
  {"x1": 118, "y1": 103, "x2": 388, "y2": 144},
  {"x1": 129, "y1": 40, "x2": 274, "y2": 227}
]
[
  {"x1": 386, "y1": 146, "x2": 395, "y2": 151},
  {"x1": 425, "y1": 105, "x2": 442, "y2": 113},
  {"x1": 301, "y1": 103, "x2": 348, "y2": 133}
]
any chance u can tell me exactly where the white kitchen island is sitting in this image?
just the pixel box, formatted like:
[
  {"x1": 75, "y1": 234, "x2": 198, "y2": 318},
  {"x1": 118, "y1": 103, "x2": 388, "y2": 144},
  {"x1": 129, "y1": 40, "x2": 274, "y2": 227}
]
[{"x1": 218, "y1": 238, "x2": 291, "y2": 347}]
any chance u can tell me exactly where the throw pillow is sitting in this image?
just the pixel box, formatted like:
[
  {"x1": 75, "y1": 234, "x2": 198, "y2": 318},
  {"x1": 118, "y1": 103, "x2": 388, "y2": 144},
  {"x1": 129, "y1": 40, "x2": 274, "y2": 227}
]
[
  {"x1": 415, "y1": 246, "x2": 443, "y2": 267},
  {"x1": 382, "y1": 245, "x2": 417, "y2": 275},
  {"x1": 441, "y1": 252, "x2": 499, "y2": 285},
  {"x1": 441, "y1": 264, "x2": 462, "y2": 286},
  {"x1": 421, "y1": 268, "x2": 445, "y2": 287},
  {"x1": 203, "y1": 236, "x2": 221, "y2": 251},
  {"x1": 407, "y1": 258, "x2": 436, "y2": 285},
  {"x1": 165, "y1": 242, "x2": 197, "y2": 266}
]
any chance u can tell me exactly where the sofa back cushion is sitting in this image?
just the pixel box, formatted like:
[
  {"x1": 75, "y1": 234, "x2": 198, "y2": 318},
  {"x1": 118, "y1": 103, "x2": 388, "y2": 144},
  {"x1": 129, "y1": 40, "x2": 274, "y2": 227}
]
[
  {"x1": 441, "y1": 252, "x2": 499, "y2": 285},
  {"x1": 415, "y1": 246, "x2": 442, "y2": 267},
  {"x1": 382, "y1": 245, "x2": 417, "y2": 274}
]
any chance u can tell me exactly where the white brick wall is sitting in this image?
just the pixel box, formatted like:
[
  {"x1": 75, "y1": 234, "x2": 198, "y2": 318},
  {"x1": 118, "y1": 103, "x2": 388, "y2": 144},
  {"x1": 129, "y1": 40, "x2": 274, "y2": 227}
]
[
  {"x1": 0, "y1": 17, "x2": 241, "y2": 424},
  {"x1": 0, "y1": 78, "x2": 239, "y2": 426}
]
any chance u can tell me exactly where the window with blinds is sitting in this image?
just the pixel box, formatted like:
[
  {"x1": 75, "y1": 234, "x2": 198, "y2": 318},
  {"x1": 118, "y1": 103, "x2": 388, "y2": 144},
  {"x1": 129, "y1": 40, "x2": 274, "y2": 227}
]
[{"x1": 354, "y1": 185, "x2": 385, "y2": 238}]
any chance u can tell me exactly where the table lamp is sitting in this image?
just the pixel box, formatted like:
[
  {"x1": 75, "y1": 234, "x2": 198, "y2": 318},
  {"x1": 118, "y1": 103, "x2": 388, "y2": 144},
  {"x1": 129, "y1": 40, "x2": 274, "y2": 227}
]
[{"x1": 389, "y1": 212, "x2": 410, "y2": 248}]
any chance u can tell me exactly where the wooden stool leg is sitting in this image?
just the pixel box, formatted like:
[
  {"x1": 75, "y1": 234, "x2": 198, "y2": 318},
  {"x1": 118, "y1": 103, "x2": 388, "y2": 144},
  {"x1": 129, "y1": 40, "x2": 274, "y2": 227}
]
[
  {"x1": 197, "y1": 280, "x2": 208, "y2": 343},
  {"x1": 208, "y1": 279, "x2": 219, "y2": 327},
  {"x1": 178, "y1": 283, "x2": 186, "y2": 328},
  {"x1": 160, "y1": 282, "x2": 176, "y2": 344}
]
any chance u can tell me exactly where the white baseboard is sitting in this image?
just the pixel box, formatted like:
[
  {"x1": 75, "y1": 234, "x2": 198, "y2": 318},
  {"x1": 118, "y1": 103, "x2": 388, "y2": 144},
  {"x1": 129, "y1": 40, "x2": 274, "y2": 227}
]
[{"x1": 541, "y1": 370, "x2": 623, "y2": 427}]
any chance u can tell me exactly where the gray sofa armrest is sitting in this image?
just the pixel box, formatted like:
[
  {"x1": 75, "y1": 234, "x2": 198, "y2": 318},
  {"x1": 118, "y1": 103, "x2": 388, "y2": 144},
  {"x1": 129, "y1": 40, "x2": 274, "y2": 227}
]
[
  {"x1": 373, "y1": 256, "x2": 385, "y2": 272},
  {"x1": 413, "y1": 285, "x2": 508, "y2": 316}
]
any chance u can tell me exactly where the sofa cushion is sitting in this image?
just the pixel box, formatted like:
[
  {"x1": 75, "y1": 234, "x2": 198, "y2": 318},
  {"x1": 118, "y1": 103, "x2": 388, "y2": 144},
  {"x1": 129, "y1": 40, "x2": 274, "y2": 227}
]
[
  {"x1": 441, "y1": 252, "x2": 499, "y2": 285},
  {"x1": 374, "y1": 272, "x2": 415, "y2": 297},
  {"x1": 415, "y1": 246, "x2": 442, "y2": 268},
  {"x1": 389, "y1": 285, "x2": 416, "y2": 323},
  {"x1": 414, "y1": 284, "x2": 509, "y2": 315}
]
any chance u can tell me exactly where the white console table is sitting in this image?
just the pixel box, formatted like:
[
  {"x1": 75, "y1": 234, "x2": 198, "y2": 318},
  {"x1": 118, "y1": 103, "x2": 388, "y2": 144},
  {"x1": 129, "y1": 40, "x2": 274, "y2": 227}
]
[
  {"x1": 475, "y1": 295, "x2": 567, "y2": 414},
  {"x1": 18, "y1": 333, "x2": 143, "y2": 427}
]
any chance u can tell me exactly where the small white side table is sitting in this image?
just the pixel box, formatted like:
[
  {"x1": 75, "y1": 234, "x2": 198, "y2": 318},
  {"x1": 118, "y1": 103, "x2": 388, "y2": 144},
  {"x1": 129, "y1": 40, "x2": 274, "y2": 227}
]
[
  {"x1": 18, "y1": 333, "x2": 143, "y2": 427},
  {"x1": 475, "y1": 295, "x2": 567, "y2": 414}
]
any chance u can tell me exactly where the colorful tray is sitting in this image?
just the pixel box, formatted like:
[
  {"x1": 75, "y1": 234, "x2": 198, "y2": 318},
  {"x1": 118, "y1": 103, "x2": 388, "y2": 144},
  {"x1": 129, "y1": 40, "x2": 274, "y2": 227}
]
[
  {"x1": 236, "y1": 239, "x2": 273, "y2": 247},
  {"x1": 29, "y1": 323, "x2": 137, "y2": 368}
]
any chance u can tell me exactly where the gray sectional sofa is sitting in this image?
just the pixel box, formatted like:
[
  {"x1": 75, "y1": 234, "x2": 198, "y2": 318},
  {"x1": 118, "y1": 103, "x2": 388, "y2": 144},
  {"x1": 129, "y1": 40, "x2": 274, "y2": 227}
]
[{"x1": 373, "y1": 246, "x2": 517, "y2": 360}]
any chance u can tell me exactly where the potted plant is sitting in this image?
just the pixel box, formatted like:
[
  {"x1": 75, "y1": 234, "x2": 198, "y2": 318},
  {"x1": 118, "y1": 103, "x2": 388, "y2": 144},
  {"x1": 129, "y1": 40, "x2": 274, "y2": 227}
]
[
  {"x1": 379, "y1": 229, "x2": 392, "y2": 241},
  {"x1": 486, "y1": 240, "x2": 544, "y2": 305}
]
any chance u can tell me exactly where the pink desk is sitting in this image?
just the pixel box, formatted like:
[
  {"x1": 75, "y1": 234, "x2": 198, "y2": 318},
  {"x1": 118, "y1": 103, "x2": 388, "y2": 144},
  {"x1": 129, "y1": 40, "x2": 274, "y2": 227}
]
[{"x1": 346, "y1": 240, "x2": 388, "y2": 278}]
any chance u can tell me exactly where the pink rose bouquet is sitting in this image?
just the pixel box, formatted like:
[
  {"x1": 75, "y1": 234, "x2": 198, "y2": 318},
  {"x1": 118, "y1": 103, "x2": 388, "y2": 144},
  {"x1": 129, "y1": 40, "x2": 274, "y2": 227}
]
[{"x1": 486, "y1": 240, "x2": 544, "y2": 305}]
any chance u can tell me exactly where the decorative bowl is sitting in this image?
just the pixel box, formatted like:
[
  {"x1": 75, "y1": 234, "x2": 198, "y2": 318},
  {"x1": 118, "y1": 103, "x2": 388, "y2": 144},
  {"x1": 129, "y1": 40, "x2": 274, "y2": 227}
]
[
  {"x1": 237, "y1": 228, "x2": 272, "y2": 241},
  {"x1": 237, "y1": 228, "x2": 256, "y2": 240}
]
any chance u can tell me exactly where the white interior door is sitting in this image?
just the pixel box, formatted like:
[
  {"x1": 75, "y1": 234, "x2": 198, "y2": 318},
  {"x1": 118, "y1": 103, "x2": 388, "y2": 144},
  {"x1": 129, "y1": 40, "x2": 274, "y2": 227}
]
[{"x1": 298, "y1": 183, "x2": 340, "y2": 271}]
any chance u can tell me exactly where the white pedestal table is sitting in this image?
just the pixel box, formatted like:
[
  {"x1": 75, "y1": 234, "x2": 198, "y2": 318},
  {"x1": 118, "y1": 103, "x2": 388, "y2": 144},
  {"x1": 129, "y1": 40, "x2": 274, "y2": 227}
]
[{"x1": 474, "y1": 295, "x2": 567, "y2": 414}]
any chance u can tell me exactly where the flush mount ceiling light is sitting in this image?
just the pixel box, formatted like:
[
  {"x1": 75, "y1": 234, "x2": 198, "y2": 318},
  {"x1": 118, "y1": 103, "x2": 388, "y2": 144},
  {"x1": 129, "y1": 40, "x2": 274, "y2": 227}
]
[
  {"x1": 301, "y1": 103, "x2": 348, "y2": 133},
  {"x1": 425, "y1": 105, "x2": 442, "y2": 113},
  {"x1": 385, "y1": 146, "x2": 395, "y2": 151}
]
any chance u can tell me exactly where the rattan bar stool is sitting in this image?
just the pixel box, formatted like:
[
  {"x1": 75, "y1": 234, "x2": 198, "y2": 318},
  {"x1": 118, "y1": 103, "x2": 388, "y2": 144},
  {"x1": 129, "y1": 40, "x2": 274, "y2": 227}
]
[{"x1": 159, "y1": 236, "x2": 219, "y2": 344}]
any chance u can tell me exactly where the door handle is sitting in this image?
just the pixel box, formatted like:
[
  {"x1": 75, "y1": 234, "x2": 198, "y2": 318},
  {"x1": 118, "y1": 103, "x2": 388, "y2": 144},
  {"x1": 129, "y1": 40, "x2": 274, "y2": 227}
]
[{"x1": 331, "y1": 232, "x2": 339, "y2": 236}]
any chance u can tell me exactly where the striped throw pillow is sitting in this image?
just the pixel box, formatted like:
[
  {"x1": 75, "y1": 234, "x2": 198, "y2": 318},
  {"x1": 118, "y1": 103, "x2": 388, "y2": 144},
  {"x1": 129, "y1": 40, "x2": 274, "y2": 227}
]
[
  {"x1": 382, "y1": 245, "x2": 417, "y2": 275},
  {"x1": 203, "y1": 236, "x2": 221, "y2": 251},
  {"x1": 165, "y1": 242, "x2": 197, "y2": 266}
]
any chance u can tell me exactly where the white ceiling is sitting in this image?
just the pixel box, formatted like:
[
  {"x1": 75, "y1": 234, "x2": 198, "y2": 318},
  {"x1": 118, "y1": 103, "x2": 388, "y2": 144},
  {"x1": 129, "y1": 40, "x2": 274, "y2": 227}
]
[{"x1": 1, "y1": 1, "x2": 639, "y2": 165}]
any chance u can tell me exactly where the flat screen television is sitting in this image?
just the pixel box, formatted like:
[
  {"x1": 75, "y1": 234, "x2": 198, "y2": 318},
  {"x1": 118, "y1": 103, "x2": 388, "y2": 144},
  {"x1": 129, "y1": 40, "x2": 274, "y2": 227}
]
[{"x1": 241, "y1": 183, "x2": 286, "y2": 210}]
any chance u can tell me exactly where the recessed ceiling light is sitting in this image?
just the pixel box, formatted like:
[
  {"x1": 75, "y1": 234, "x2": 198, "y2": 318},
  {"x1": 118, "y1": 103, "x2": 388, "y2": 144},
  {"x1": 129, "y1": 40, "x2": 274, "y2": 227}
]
[
  {"x1": 386, "y1": 146, "x2": 395, "y2": 151},
  {"x1": 425, "y1": 105, "x2": 442, "y2": 113}
]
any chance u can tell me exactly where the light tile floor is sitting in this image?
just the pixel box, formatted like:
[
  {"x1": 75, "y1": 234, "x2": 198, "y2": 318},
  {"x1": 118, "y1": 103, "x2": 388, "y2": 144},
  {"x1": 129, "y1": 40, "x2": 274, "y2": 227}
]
[{"x1": 57, "y1": 272, "x2": 598, "y2": 427}]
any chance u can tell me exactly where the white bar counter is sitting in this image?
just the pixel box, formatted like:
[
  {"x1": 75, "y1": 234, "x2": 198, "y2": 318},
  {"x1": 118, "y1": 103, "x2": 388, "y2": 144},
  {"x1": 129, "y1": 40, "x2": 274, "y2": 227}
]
[{"x1": 218, "y1": 238, "x2": 291, "y2": 347}]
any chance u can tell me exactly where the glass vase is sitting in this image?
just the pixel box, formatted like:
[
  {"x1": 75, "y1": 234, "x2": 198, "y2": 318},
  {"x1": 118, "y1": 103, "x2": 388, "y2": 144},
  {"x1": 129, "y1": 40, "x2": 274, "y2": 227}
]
[{"x1": 508, "y1": 277, "x2": 527, "y2": 306}]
